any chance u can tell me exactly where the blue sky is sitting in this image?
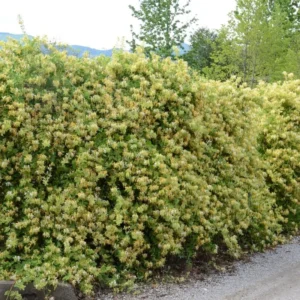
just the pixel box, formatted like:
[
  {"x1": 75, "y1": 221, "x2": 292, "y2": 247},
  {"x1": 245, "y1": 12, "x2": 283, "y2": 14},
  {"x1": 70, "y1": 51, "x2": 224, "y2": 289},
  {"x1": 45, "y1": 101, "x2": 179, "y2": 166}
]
[{"x1": 0, "y1": 0, "x2": 236, "y2": 49}]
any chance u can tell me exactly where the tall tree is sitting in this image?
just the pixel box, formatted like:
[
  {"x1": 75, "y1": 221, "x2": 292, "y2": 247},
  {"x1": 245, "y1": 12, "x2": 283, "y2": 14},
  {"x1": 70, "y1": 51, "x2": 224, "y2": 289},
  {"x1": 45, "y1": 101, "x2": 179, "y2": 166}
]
[
  {"x1": 267, "y1": 0, "x2": 300, "y2": 26},
  {"x1": 203, "y1": 24, "x2": 241, "y2": 81},
  {"x1": 268, "y1": 1, "x2": 300, "y2": 77},
  {"x1": 182, "y1": 27, "x2": 217, "y2": 73},
  {"x1": 128, "y1": 0, "x2": 197, "y2": 58},
  {"x1": 285, "y1": 30, "x2": 300, "y2": 77},
  {"x1": 205, "y1": 0, "x2": 293, "y2": 85},
  {"x1": 257, "y1": 3, "x2": 291, "y2": 81}
]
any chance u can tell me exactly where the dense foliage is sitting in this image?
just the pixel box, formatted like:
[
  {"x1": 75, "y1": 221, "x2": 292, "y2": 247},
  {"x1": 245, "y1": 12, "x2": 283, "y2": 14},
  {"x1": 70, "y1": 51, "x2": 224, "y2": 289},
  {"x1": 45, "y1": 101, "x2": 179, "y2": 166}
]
[
  {"x1": 0, "y1": 37, "x2": 298, "y2": 297},
  {"x1": 190, "y1": 79, "x2": 283, "y2": 255},
  {"x1": 257, "y1": 76, "x2": 300, "y2": 231},
  {"x1": 181, "y1": 27, "x2": 217, "y2": 74},
  {"x1": 186, "y1": 0, "x2": 300, "y2": 84}
]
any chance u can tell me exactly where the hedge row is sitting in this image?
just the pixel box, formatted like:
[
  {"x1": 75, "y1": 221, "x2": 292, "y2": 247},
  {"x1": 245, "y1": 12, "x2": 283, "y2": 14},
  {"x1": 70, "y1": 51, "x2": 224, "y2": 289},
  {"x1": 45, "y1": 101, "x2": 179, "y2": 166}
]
[
  {"x1": 0, "y1": 37, "x2": 298, "y2": 296},
  {"x1": 257, "y1": 78, "x2": 300, "y2": 231}
]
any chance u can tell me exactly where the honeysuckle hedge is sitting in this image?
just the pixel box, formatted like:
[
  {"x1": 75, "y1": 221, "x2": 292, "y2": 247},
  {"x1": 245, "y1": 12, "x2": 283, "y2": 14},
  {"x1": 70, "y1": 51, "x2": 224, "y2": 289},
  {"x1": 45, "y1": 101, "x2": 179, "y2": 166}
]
[
  {"x1": 0, "y1": 37, "x2": 298, "y2": 296},
  {"x1": 257, "y1": 77, "x2": 300, "y2": 232}
]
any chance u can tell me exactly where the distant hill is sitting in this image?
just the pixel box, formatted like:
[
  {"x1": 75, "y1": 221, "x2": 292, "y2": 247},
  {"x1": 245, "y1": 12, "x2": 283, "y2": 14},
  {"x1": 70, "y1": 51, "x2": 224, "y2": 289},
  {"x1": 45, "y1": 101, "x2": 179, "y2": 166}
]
[
  {"x1": 0, "y1": 32, "x2": 33, "y2": 42},
  {"x1": 181, "y1": 43, "x2": 190, "y2": 54},
  {"x1": 0, "y1": 32, "x2": 114, "y2": 57},
  {"x1": 67, "y1": 45, "x2": 113, "y2": 57},
  {"x1": 0, "y1": 32, "x2": 190, "y2": 57}
]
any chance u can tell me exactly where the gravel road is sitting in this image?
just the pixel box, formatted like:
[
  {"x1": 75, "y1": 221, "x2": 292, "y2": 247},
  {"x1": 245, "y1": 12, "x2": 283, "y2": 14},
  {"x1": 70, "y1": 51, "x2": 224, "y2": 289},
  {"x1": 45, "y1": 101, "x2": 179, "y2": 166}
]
[{"x1": 96, "y1": 236, "x2": 300, "y2": 300}]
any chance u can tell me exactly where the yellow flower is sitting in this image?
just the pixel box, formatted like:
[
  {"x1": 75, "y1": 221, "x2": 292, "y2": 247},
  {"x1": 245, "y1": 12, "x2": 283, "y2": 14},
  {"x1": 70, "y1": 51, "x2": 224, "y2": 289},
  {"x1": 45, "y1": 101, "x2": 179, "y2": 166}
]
[{"x1": 24, "y1": 154, "x2": 32, "y2": 164}]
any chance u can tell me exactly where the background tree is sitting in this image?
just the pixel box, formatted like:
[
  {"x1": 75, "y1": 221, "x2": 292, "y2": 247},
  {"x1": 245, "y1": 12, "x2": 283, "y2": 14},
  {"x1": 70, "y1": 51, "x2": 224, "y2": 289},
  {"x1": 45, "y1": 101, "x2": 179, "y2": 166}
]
[
  {"x1": 205, "y1": 0, "x2": 294, "y2": 85},
  {"x1": 181, "y1": 27, "x2": 217, "y2": 73},
  {"x1": 285, "y1": 30, "x2": 300, "y2": 77},
  {"x1": 267, "y1": 0, "x2": 300, "y2": 26},
  {"x1": 128, "y1": 0, "x2": 197, "y2": 57},
  {"x1": 257, "y1": 3, "x2": 291, "y2": 81},
  {"x1": 267, "y1": 1, "x2": 300, "y2": 78},
  {"x1": 203, "y1": 24, "x2": 241, "y2": 81}
]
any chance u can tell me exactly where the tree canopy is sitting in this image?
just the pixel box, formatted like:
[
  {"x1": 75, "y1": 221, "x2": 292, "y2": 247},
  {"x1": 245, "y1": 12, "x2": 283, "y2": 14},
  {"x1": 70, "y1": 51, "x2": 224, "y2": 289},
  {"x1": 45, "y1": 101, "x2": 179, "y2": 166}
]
[
  {"x1": 204, "y1": 0, "x2": 299, "y2": 85},
  {"x1": 128, "y1": 0, "x2": 197, "y2": 58},
  {"x1": 181, "y1": 27, "x2": 217, "y2": 73}
]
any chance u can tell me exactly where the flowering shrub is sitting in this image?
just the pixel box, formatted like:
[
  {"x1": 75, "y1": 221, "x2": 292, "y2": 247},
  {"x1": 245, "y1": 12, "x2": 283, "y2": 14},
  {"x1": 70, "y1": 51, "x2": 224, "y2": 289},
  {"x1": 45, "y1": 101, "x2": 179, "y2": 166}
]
[
  {"x1": 257, "y1": 77, "x2": 300, "y2": 232},
  {"x1": 0, "y1": 37, "x2": 213, "y2": 294},
  {"x1": 190, "y1": 78, "x2": 283, "y2": 255},
  {"x1": 0, "y1": 37, "x2": 297, "y2": 296}
]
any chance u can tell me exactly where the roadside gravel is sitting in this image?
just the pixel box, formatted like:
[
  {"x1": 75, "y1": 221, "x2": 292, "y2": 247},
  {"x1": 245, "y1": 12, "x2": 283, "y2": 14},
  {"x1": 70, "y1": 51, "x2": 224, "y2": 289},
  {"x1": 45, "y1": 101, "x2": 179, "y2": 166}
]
[{"x1": 95, "y1": 235, "x2": 300, "y2": 300}]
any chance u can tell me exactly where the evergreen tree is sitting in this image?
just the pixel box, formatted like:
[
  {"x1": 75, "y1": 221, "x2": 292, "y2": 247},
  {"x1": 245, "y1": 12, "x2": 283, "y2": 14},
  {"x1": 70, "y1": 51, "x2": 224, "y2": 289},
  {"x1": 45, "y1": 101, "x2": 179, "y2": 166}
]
[{"x1": 182, "y1": 27, "x2": 217, "y2": 73}]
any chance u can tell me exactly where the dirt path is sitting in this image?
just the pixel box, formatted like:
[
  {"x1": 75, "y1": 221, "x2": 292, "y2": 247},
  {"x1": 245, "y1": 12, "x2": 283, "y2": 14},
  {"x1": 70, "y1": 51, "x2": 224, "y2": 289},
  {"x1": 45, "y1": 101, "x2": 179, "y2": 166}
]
[
  {"x1": 224, "y1": 260, "x2": 300, "y2": 300},
  {"x1": 96, "y1": 236, "x2": 300, "y2": 300}
]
